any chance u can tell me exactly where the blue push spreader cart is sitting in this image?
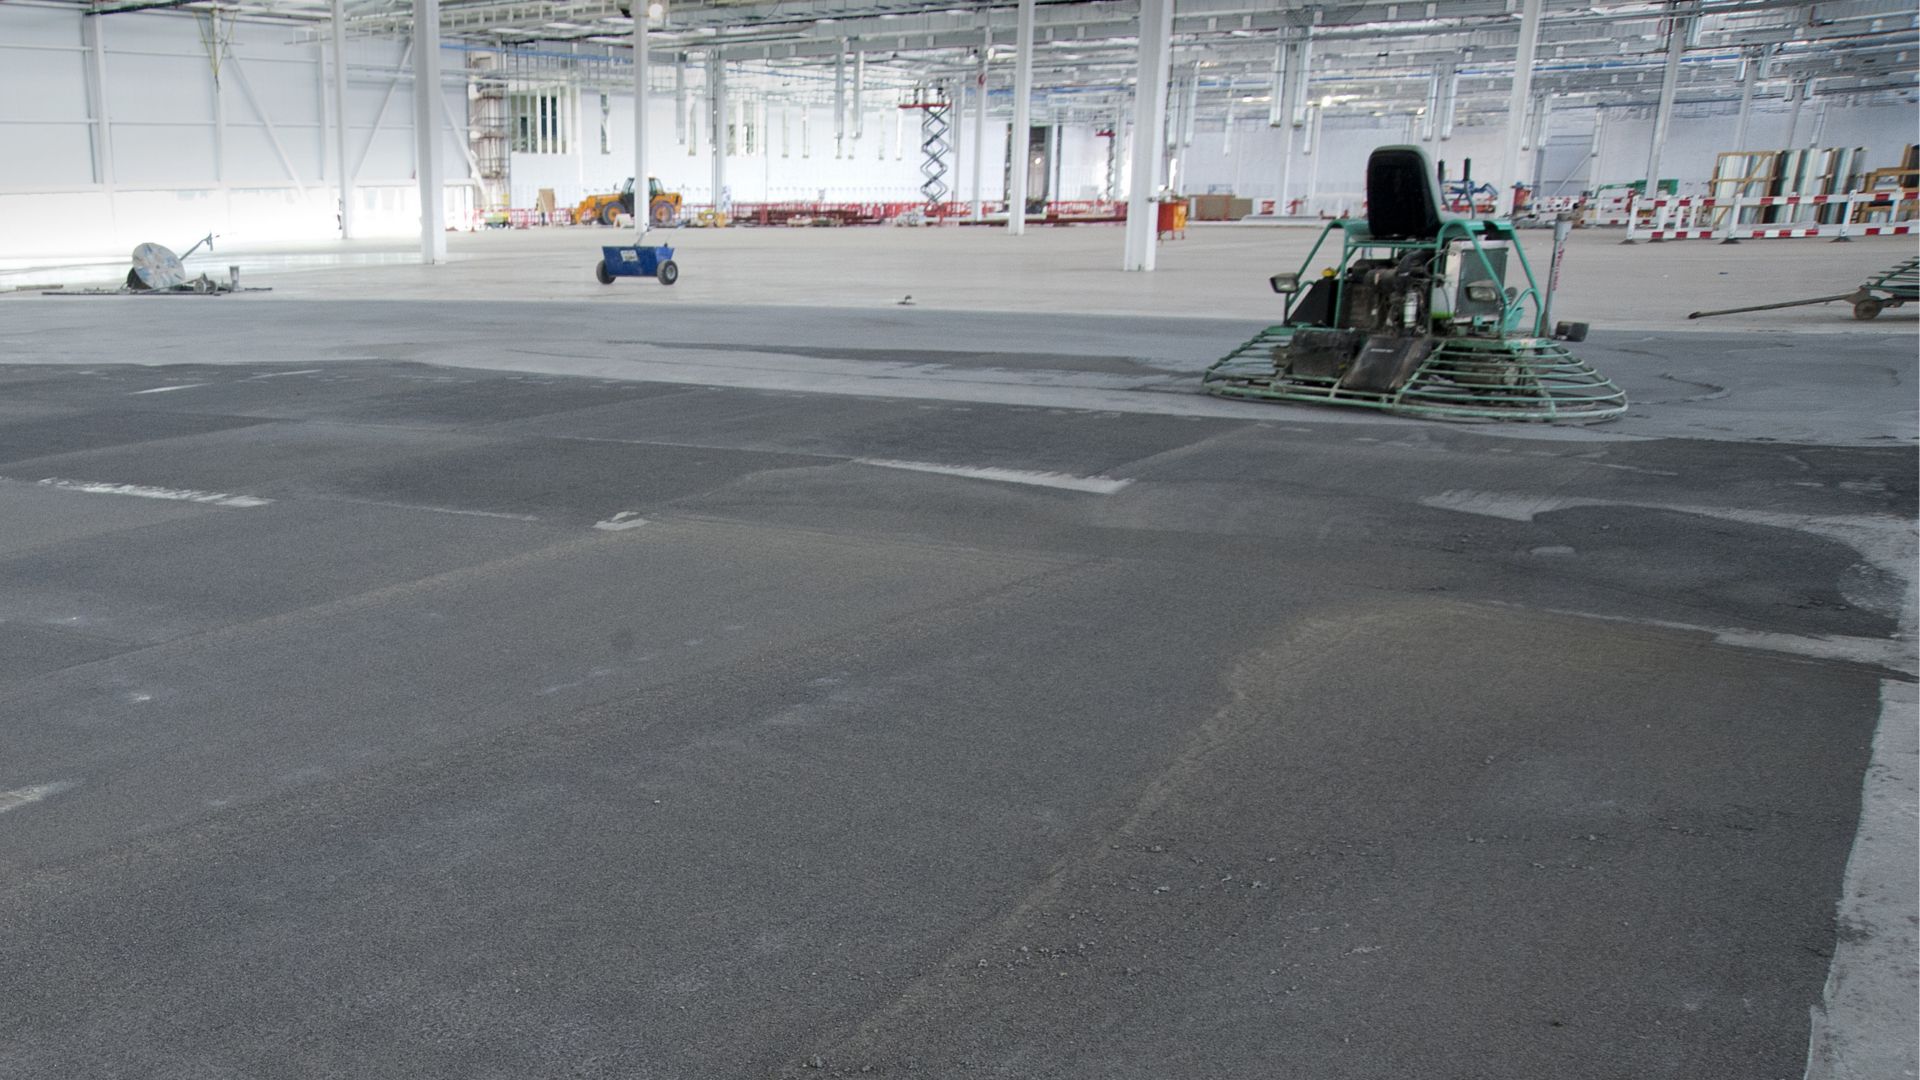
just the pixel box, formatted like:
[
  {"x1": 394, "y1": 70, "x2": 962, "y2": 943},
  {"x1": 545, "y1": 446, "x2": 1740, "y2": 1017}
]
[{"x1": 595, "y1": 244, "x2": 679, "y2": 286}]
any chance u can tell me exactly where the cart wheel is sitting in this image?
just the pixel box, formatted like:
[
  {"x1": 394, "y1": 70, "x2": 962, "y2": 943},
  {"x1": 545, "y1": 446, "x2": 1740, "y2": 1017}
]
[
  {"x1": 126, "y1": 268, "x2": 149, "y2": 291},
  {"x1": 1853, "y1": 297, "x2": 1883, "y2": 321},
  {"x1": 1555, "y1": 320, "x2": 1590, "y2": 343},
  {"x1": 595, "y1": 259, "x2": 614, "y2": 285},
  {"x1": 657, "y1": 260, "x2": 679, "y2": 286}
]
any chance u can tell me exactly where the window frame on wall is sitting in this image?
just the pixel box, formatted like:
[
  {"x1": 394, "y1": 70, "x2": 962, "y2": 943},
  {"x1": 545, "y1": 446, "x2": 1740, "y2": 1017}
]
[{"x1": 509, "y1": 87, "x2": 573, "y2": 155}]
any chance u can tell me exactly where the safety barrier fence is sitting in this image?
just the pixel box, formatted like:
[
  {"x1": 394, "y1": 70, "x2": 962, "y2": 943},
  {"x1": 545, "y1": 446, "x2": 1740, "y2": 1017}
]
[
  {"x1": 1581, "y1": 192, "x2": 1638, "y2": 227},
  {"x1": 1626, "y1": 190, "x2": 1918, "y2": 242}
]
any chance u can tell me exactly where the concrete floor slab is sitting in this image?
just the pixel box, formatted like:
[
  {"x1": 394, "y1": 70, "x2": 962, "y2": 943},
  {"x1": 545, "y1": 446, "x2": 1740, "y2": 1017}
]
[
  {"x1": 10, "y1": 225, "x2": 1916, "y2": 334},
  {"x1": 0, "y1": 224, "x2": 1912, "y2": 1078}
]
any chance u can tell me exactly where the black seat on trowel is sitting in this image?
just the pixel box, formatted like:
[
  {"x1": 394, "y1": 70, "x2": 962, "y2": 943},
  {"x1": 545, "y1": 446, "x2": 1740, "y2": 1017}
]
[{"x1": 1365, "y1": 145, "x2": 1446, "y2": 241}]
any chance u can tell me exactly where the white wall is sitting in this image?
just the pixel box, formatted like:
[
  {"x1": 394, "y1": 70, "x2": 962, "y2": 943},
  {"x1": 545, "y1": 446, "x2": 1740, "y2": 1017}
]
[
  {"x1": 0, "y1": 0, "x2": 474, "y2": 258},
  {"x1": 525, "y1": 90, "x2": 994, "y2": 210},
  {"x1": 1177, "y1": 97, "x2": 1918, "y2": 213}
]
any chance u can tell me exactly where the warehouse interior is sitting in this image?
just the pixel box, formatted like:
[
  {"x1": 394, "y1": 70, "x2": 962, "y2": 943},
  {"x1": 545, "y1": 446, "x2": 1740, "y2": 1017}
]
[{"x1": 1, "y1": 0, "x2": 1917, "y2": 1077}]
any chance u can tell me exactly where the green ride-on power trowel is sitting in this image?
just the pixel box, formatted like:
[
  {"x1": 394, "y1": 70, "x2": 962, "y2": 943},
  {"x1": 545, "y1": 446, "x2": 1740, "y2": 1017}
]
[{"x1": 1202, "y1": 146, "x2": 1626, "y2": 423}]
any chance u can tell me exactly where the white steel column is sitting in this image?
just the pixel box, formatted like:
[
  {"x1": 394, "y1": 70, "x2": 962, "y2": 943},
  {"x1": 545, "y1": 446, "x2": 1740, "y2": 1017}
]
[
  {"x1": 674, "y1": 55, "x2": 687, "y2": 144},
  {"x1": 1498, "y1": 0, "x2": 1543, "y2": 213},
  {"x1": 1266, "y1": 42, "x2": 1284, "y2": 127},
  {"x1": 1642, "y1": 2, "x2": 1686, "y2": 205},
  {"x1": 412, "y1": 0, "x2": 446, "y2": 262},
  {"x1": 1006, "y1": 0, "x2": 1034, "y2": 234},
  {"x1": 1273, "y1": 39, "x2": 1297, "y2": 212},
  {"x1": 853, "y1": 52, "x2": 865, "y2": 142},
  {"x1": 970, "y1": 22, "x2": 989, "y2": 221},
  {"x1": 1784, "y1": 77, "x2": 1808, "y2": 145},
  {"x1": 833, "y1": 46, "x2": 846, "y2": 157},
  {"x1": 330, "y1": 0, "x2": 354, "y2": 238},
  {"x1": 1304, "y1": 107, "x2": 1323, "y2": 210},
  {"x1": 1121, "y1": 0, "x2": 1171, "y2": 271},
  {"x1": 950, "y1": 79, "x2": 965, "y2": 210},
  {"x1": 709, "y1": 53, "x2": 727, "y2": 213},
  {"x1": 212, "y1": 52, "x2": 227, "y2": 183},
  {"x1": 1732, "y1": 49, "x2": 1761, "y2": 150},
  {"x1": 633, "y1": 1, "x2": 650, "y2": 239},
  {"x1": 82, "y1": 14, "x2": 114, "y2": 189},
  {"x1": 1290, "y1": 31, "x2": 1312, "y2": 127},
  {"x1": 1277, "y1": 125, "x2": 1295, "y2": 213},
  {"x1": 1418, "y1": 68, "x2": 1440, "y2": 142}
]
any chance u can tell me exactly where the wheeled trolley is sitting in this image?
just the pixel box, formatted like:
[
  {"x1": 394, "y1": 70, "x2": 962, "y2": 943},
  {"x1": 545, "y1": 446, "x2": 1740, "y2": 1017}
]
[{"x1": 595, "y1": 244, "x2": 679, "y2": 286}]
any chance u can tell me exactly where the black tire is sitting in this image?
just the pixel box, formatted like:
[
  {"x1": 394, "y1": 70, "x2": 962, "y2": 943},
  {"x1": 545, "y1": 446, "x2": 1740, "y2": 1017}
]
[
  {"x1": 595, "y1": 259, "x2": 614, "y2": 285},
  {"x1": 651, "y1": 200, "x2": 675, "y2": 226},
  {"x1": 1556, "y1": 321, "x2": 1590, "y2": 342},
  {"x1": 600, "y1": 202, "x2": 622, "y2": 226},
  {"x1": 1853, "y1": 298, "x2": 1883, "y2": 321},
  {"x1": 656, "y1": 260, "x2": 679, "y2": 286}
]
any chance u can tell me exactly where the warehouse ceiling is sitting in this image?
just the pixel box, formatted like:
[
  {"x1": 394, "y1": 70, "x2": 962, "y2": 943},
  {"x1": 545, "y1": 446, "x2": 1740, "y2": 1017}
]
[{"x1": 79, "y1": 0, "x2": 1920, "y2": 120}]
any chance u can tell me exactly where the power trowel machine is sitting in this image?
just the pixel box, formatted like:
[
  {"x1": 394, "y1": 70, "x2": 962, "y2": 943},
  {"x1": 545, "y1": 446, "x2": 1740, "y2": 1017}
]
[{"x1": 1202, "y1": 146, "x2": 1626, "y2": 423}]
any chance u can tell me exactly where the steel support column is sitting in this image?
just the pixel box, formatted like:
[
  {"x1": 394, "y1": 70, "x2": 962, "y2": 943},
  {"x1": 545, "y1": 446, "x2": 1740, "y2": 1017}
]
[
  {"x1": 633, "y1": 2, "x2": 649, "y2": 239},
  {"x1": 1498, "y1": 0, "x2": 1543, "y2": 213},
  {"x1": 709, "y1": 53, "x2": 727, "y2": 212},
  {"x1": 1419, "y1": 68, "x2": 1440, "y2": 142},
  {"x1": 1006, "y1": 0, "x2": 1034, "y2": 235},
  {"x1": 82, "y1": 15, "x2": 114, "y2": 188},
  {"x1": 412, "y1": 0, "x2": 445, "y2": 262},
  {"x1": 833, "y1": 45, "x2": 846, "y2": 157},
  {"x1": 950, "y1": 80, "x2": 964, "y2": 211},
  {"x1": 674, "y1": 54, "x2": 687, "y2": 144},
  {"x1": 330, "y1": 0, "x2": 355, "y2": 237},
  {"x1": 970, "y1": 22, "x2": 989, "y2": 221},
  {"x1": 328, "y1": 0, "x2": 355, "y2": 235},
  {"x1": 1266, "y1": 42, "x2": 1284, "y2": 127},
  {"x1": 1121, "y1": 0, "x2": 1170, "y2": 271},
  {"x1": 1642, "y1": 3, "x2": 1686, "y2": 205},
  {"x1": 1732, "y1": 49, "x2": 1760, "y2": 150},
  {"x1": 1785, "y1": 77, "x2": 1808, "y2": 146}
]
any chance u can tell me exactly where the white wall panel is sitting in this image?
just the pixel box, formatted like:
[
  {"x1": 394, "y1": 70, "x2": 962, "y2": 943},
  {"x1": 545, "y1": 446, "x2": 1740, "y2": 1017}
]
[
  {"x1": 0, "y1": 191, "x2": 115, "y2": 255},
  {"x1": 0, "y1": 3, "x2": 82, "y2": 45},
  {"x1": 231, "y1": 49, "x2": 326, "y2": 124},
  {"x1": 223, "y1": 125, "x2": 324, "y2": 185},
  {"x1": 111, "y1": 124, "x2": 220, "y2": 185},
  {"x1": 1, "y1": 124, "x2": 95, "y2": 187},
  {"x1": 105, "y1": 52, "x2": 215, "y2": 123},
  {"x1": 1, "y1": 48, "x2": 91, "y2": 115}
]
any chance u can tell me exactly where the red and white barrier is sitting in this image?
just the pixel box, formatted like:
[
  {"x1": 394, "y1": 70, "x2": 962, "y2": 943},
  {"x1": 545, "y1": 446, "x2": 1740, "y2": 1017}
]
[
  {"x1": 1582, "y1": 191, "x2": 1638, "y2": 227},
  {"x1": 1626, "y1": 190, "x2": 1917, "y2": 242}
]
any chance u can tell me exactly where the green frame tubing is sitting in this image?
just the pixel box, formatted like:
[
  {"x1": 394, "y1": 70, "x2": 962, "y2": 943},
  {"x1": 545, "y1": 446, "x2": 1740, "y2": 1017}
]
[{"x1": 1202, "y1": 218, "x2": 1628, "y2": 423}]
